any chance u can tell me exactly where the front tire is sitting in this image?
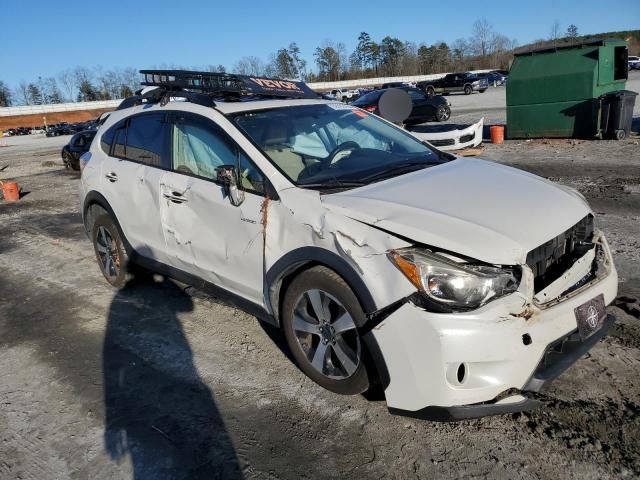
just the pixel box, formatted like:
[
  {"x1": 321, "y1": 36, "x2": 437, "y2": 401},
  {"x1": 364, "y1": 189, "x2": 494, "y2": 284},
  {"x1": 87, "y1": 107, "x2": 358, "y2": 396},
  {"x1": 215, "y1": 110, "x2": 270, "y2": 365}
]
[
  {"x1": 282, "y1": 266, "x2": 370, "y2": 395},
  {"x1": 91, "y1": 214, "x2": 129, "y2": 288},
  {"x1": 464, "y1": 85, "x2": 472, "y2": 95}
]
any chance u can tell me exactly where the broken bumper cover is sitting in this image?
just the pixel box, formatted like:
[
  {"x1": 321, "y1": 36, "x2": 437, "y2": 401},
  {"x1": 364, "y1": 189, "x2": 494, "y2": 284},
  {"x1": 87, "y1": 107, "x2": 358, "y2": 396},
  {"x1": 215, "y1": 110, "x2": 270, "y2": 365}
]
[
  {"x1": 388, "y1": 313, "x2": 615, "y2": 421},
  {"x1": 370, "y1": 255, "x2": 618, "y2": 419},
  {"x1": 407, "y1": 117, "x2": 483, "y2": 151}
]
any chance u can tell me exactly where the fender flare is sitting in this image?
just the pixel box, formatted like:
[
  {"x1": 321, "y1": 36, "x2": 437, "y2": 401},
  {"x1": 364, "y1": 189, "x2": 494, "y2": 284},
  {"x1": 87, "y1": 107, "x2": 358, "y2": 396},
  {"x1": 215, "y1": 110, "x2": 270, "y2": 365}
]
[
  {"x1": 265, "y1": 246, "x2": 378, "y2": 325},
  {"x1": 82, "y1": 191, "x2": 133, "y2": 252}
]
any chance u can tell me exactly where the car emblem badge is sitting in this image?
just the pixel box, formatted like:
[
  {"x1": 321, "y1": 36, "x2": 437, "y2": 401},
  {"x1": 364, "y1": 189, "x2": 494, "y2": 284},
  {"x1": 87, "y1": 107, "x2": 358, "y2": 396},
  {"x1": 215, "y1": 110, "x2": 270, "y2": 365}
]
[{"x1": 586, "y1": 305, "x2": 599, "y2": 330}]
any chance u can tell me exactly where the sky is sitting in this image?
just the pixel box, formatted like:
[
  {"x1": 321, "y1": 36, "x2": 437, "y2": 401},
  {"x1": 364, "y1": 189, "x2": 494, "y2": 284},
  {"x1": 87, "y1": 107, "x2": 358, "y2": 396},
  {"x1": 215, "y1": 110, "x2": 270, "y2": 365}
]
[{"x1": 0, "y1": 0, "x2": 639, "y2": 89}]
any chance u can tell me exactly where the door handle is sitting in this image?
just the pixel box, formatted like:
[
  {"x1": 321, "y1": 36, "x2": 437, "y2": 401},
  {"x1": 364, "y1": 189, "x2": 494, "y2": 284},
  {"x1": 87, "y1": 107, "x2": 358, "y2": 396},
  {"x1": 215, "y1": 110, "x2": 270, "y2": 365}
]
[
  {"x1": 163, "y1": 191, "x2": 187, "y2": 204},
  {"x1": 105, "y1": 172, "x2": 118, "y2": 182}
]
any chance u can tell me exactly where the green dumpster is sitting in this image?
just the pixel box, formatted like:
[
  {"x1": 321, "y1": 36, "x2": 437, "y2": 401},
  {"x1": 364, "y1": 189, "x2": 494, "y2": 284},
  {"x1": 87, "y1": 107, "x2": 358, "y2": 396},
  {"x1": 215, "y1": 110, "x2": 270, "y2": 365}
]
[{"x1": 507, "y1": 39, "x2": 629, "y2": 139}]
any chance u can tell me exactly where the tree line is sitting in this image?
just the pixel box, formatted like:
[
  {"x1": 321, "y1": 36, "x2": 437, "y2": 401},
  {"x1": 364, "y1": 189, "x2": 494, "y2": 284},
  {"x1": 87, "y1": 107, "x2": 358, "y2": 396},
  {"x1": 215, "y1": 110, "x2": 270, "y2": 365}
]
[
  {"x1": 3, "y1": 20, "x2": 633, "y2": 107},
  {"x1": 0, "y1": 66, "x2": 140, "y2": 107}
]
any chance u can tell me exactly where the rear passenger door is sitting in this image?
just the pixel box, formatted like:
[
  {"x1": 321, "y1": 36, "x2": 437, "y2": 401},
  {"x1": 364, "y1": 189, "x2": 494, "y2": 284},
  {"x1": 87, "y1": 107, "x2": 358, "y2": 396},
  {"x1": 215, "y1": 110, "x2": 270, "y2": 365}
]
[
  {"x1": 99, "y1": 112, "x2": 171, "y2": 264},
  {"x1": 159, "y1": 112, "x2": 266, "y2": 304}
]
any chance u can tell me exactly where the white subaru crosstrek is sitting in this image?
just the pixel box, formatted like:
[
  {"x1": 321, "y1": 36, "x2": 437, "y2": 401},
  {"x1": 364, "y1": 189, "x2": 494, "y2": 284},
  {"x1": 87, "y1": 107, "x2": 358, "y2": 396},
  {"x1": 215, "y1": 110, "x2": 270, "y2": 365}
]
[{"x1": 80, "y1": 71, "x2": 617, "y2": 420}]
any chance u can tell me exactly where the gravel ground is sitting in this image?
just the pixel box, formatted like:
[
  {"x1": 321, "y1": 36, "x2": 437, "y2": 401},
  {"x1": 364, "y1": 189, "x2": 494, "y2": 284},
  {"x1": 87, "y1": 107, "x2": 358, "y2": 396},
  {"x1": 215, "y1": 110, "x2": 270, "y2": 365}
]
[{"x1": 1, "y1": 83, "x2": 640, "y2": 479}]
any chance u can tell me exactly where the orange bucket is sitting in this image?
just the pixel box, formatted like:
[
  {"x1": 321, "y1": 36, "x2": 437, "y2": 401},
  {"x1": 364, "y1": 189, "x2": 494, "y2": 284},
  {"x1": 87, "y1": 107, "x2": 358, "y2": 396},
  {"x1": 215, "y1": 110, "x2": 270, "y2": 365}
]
[
  {"x1": 490, "y1": 125, "x2": 505, "y2": 144},
  {"x1": 1, "y1": 181, "x2": 20, "y2": 202}
]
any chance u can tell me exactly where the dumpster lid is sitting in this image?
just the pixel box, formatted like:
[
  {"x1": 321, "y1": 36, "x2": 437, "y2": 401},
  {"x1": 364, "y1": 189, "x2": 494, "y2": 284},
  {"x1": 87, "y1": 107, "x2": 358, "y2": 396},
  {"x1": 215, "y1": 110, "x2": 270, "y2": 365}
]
[
  {"x1": 514, "y1": 38, "x2": 626, "y2": 57},
  {"x1": 600, "y1": 90, "x2": 639, "y2": 99}
]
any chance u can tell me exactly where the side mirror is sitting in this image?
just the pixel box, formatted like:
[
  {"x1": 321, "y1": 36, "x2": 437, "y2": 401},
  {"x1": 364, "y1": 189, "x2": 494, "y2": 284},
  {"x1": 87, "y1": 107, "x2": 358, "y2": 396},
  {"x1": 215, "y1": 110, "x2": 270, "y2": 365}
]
[{"x1": 215, "y1": 164, "x2": 245, "y2": 206}]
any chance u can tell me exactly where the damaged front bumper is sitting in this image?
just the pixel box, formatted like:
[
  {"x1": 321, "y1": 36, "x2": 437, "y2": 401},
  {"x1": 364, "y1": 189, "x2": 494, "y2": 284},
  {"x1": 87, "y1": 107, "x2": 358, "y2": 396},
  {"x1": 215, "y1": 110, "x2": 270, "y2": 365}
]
[
  {"x1": 387, "y1": 313, "x2": 615, "y2": 421},
  {"x1": 369, "y1": 233, "x2": 618, "y2": 420}
]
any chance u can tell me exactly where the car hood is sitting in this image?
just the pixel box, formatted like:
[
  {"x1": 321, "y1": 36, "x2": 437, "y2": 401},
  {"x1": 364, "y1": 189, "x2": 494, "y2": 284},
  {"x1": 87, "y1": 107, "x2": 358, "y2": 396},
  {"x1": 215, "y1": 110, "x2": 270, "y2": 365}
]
[{"x1": 321, "y1": 157, "x2": 591, "y2": 265}]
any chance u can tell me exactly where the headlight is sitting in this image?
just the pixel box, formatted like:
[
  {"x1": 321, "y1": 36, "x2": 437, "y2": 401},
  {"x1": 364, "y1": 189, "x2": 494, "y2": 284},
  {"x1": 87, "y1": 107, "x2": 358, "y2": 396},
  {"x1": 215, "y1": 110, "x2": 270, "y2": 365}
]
[{"x1": 389, "y1": 248, "x2": 519, "y2": 310}]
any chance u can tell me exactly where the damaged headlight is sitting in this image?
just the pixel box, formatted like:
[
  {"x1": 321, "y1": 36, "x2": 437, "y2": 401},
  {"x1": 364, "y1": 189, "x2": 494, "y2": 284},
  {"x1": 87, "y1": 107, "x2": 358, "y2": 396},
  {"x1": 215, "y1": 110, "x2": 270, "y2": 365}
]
[{"x1": 389, "y1": 248, "x2": 519, "y2": 311}]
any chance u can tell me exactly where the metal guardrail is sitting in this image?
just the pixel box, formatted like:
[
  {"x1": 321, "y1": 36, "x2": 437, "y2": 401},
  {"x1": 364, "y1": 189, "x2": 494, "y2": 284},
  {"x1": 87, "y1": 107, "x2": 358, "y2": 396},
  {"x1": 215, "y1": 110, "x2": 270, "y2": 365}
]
[
  {"x1": 0, "y1": 99, "x2": 121, "y2": 117},
  {"x1": 307, "y1": 70, "x2": 494, "y2": 91}
]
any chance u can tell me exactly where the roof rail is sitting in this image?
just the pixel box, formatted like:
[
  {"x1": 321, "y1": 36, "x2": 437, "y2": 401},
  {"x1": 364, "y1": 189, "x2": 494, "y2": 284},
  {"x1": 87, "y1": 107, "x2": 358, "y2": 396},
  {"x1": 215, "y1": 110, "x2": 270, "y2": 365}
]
[{"x1": 139, "y1": 69, "x2": 318, "y2": 99}]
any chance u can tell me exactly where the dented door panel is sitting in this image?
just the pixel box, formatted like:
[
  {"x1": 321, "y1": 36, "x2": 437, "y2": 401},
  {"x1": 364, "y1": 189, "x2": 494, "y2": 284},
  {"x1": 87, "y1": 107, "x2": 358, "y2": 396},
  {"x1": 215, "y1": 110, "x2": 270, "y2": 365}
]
[{"x1": 159, "y1": 171, "x2": 265, "y2": 304}]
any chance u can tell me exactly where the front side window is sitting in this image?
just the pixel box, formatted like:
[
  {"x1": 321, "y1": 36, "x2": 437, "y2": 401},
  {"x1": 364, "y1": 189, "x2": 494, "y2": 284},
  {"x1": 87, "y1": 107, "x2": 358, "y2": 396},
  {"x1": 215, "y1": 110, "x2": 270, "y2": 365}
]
[
  {"x1": 233, "y1": 104, "x2": 444, "y2": 187},
  {"x1": 172, "y1": 116, "x2": 235, "y2": 180},
  {"x1": 171, "y1": 114, "x2": 266, "y2": 195}
]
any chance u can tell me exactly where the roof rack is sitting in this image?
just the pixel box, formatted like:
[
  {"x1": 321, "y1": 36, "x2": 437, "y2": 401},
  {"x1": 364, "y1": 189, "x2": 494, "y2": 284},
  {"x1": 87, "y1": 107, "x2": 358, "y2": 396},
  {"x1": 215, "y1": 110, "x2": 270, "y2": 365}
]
[
  {"x1": 142, "y1": 69, "x2": 317, "y2": 99},
  {"x1": 116, "y1": 69, "x2": 318, "y2": 111}
]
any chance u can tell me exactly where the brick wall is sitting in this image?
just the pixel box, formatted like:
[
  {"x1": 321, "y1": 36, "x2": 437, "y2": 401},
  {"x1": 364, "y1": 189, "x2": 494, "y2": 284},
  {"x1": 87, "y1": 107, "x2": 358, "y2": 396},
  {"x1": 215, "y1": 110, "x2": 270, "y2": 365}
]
[{"x1": 0, "y1": 108, "x2": 115, "y2": 131}]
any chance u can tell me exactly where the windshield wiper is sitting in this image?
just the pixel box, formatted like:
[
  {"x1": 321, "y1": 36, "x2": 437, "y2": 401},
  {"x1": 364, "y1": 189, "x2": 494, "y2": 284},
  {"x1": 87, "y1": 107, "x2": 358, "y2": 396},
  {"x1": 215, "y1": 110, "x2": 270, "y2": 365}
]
[
  {"x1": 361, "y1": 160, "x2": 437, "y2": 183},
  {"x1": 298, "y1": 180, "x2": 367, "y2": 190}
]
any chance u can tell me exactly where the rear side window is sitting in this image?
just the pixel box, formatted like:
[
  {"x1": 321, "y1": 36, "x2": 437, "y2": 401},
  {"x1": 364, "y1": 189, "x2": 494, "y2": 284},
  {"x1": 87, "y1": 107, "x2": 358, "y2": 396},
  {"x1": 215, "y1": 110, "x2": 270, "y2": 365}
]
[
  {"x1": 406, "y1": 89, "x2": 425, "y2": 101},
  {"x1": 125, "y1": 114, "x2": 169, "y2": 168}
]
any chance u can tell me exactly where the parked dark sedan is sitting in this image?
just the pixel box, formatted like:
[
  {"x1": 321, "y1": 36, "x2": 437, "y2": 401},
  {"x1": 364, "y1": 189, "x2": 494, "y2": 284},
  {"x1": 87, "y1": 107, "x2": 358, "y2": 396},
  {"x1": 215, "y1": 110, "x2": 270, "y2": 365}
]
[
  {"x1": 352, "y1": 87, "x2": 451, "y2": 125},
  {"x1": 61, "y1": 130, "x2": 96, "y2": 170}
]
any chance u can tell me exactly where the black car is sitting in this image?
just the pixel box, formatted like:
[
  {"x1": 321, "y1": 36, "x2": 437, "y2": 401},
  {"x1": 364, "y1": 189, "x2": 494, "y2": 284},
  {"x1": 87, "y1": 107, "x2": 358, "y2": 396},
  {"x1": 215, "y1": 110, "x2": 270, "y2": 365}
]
[
  {"x1": 352, "y1": 87, "x2": 451, "y2": 125},
  {"x1": 418, "y1": 72, "x2": 489, "y2": 96},
  {"x1": 61, "y1": 130, "x2": 96, "y2": 170}
]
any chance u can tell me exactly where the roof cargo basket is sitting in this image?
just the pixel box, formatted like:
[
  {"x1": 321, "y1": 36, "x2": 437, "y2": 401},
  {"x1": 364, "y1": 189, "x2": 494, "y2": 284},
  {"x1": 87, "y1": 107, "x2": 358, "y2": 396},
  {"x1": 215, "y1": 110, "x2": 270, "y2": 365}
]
[{"x1": 140, "y1": 69, "x2": 318, "y2": 99}]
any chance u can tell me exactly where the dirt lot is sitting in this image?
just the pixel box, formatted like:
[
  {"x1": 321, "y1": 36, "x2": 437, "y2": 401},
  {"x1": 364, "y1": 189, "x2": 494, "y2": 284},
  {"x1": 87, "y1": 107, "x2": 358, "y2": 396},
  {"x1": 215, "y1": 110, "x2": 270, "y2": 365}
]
[{"x1": 1, "y1": 92, "x2": 640, "y2": 479}]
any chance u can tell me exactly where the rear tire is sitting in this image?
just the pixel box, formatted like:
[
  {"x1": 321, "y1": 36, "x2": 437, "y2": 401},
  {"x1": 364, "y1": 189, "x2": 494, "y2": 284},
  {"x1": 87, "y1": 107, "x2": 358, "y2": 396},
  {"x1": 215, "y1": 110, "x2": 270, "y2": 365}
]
[
  {"x1": 282, "y1": 266, "x2": 371, "y2": 395},
  {"x1": 426, "y1": 86, "x2": 435, "y2": 96},
  {"x1": 91, "y1": 214, "x2": 129, "y2": 288}
]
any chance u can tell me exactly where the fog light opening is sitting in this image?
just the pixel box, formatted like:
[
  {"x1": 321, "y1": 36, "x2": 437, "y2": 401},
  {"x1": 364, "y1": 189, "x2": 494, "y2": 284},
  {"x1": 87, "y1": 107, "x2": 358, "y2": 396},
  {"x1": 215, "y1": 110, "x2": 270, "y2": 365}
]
[
  {"x1": 456, "y1": 363, "x2": 467, "y2": 384},
  {"x1": 522, "y1": 333, "x2": 532, "y2": 346}
]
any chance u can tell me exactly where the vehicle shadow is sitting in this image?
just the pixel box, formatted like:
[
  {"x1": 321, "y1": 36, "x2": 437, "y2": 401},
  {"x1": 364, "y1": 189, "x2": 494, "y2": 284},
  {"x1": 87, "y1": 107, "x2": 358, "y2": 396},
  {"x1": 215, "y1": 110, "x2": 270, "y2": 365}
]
[{"x1": 103, "y1": 272, "x2": 242, "y2": 479}]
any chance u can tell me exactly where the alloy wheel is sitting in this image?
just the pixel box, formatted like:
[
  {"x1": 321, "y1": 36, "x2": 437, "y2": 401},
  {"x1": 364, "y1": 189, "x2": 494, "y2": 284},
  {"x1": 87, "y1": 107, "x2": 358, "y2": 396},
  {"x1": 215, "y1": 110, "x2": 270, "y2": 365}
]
[
  {"x1": 292, "y1": 289, "x2": 361, "y2": 380},
  {"x1": 95, "y1": 225, "x2": 120, "y2": 282}
]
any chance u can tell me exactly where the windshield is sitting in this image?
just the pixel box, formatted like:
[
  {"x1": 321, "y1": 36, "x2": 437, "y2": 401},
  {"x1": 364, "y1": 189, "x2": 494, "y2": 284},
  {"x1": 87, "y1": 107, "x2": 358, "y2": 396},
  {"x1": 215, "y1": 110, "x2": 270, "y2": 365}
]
[{"x1": 231, "y1": 103, "x2": 445, "y2": 188}]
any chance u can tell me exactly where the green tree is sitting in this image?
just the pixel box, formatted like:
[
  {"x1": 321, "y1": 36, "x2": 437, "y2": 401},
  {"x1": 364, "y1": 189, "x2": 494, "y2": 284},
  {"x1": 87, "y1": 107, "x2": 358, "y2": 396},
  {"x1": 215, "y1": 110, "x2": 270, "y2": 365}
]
[
  {"x1": 0, "y1": 80, "x2": 11, "y2": 107},
  {"x1": 27, "y1": 83, "x2": 43, "y2": 105},
  {"x1": 274, "y1": 48, "x2": 297, "y2": 78},
  {"x1": 566, "y1": 24, "x2": 578, "y2": 38},
  {"x1": 380, "y1": 36, "x2": 406, "y2": 76},
  {"x1": 288, "y1": 42, "x2": 306, "y2": 80},
  {"x1": 77, "y1": 79, "x2": 98, "y2": 102},
  {"x1": 314, "y1": 43, "x2": 342, "y2": 81}
]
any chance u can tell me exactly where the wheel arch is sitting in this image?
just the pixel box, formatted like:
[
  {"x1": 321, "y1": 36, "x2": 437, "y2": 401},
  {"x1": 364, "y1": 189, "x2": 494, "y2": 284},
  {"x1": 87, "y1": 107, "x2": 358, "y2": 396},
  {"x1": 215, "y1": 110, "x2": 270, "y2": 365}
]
[
  {"x1": 82, "y1": 191, "x2": 132, "y2": 252},
  {"x1": 265, "y1": 247, "x2": 378, "y2": 328}
]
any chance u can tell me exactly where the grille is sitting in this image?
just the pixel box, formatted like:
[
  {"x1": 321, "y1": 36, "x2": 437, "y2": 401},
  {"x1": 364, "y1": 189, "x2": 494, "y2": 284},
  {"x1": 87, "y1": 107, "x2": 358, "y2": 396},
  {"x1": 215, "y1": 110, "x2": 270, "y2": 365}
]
[
  {"x1": 429, "y1": 138, "x2": 455, "y2": 147},
  {"x1": 526, "y1": 215, "x2": 594, "y2": 292},
  {"x1": 460, "y1": 133, "x2": 475, "y2": 143}
]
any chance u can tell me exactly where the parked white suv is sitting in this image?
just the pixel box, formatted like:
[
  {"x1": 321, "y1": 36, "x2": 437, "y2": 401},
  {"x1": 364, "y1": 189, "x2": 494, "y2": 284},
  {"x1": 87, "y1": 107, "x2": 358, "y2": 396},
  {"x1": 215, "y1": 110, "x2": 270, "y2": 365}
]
[{"x1": 80, "y1": 71, "x2": 617, "y2": 420}]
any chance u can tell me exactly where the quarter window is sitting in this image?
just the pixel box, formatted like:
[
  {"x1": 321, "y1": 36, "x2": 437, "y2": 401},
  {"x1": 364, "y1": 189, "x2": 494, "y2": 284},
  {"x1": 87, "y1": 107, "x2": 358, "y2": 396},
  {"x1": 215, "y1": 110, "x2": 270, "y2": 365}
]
[{"x1": 100, "y1": 126, "x2": 115, "y2": 155}]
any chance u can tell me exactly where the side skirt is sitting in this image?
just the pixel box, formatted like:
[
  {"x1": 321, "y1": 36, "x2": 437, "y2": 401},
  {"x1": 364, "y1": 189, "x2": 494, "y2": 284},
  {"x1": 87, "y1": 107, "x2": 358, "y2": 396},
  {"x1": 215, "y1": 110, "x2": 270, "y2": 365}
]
[{"x1": 130, "y1": 251, "x2": 277, "y2": 326}]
